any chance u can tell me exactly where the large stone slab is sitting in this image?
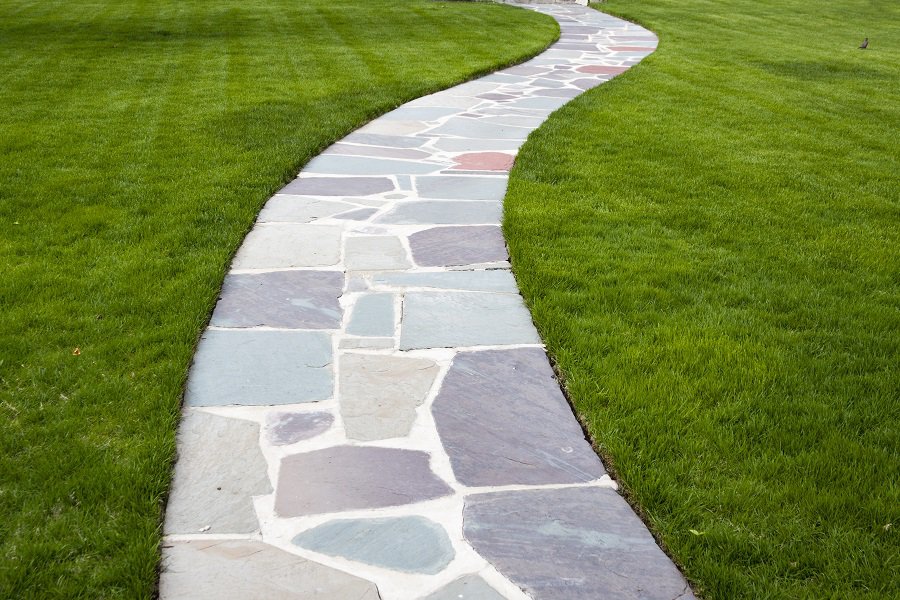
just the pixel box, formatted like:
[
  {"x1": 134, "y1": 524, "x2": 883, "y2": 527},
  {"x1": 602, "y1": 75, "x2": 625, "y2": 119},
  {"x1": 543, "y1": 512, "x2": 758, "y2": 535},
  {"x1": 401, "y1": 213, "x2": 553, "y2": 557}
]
[
  {"x1": 164, "y1": 412, "x2": 271, "y2": 534},
  {"x1": 422, "y1": 575, "x2": 505, "y2": 600},
  {"x1": 409, "y1": 226, "x2": 507, "y2": 267},
  {"x1": 186, "y1": 330, "x2": 332, "y2": 406},
  {"x1": 400, "y1": 292, "x2": 540, "y2": 350},
  {"x1": 463, "y1": 488, "x2": 695, "y2": 600},
  {"x1": 373, "y1": 270, "x2": 518, "y2": 293},
  {"x1": 415, "y1": 176, "x2": 508, "y2": 201},
  {"x1": 258, "y1": 196, "x2": 355, "y2": 223},
  {"x1": 231, "y1": 224, "x2": 341, "y2": 269},
  {"x1": 433, "y1": 348, "x2": 606, "y2": 486},
  {"x1": 275, "y1": 446, "x2": 452, "y2": 517},
  {"x1": 281, "y1": 176, "x2": 395, "y2": 196},
  {"x1": 159, "y1": 540, "x2": 380, "y2": 599},
  {"x1": 346, "y1": 293, "x2": 395, "y2": 337},
  {"x1": 210, "y1": 270, "x2": 343, "y2": 329},
  {"x1": 377, "y1": 201, "x2": 501, "y2": 225},
  {"x1": 340, "y1": 353, "x2": 438, "y2": 441},
  {"x1": 305, "y1": 155, "x2": 442, "y2": 176},
  {"x1": 345, "y1": 236, "x2": 411, "y2": 271},
  {"x1": 265, "y1": 411, "x2": 334, "y2": 446},
  {"x1": 292, "y1": 516, "x2": 454, "y2": 575}
]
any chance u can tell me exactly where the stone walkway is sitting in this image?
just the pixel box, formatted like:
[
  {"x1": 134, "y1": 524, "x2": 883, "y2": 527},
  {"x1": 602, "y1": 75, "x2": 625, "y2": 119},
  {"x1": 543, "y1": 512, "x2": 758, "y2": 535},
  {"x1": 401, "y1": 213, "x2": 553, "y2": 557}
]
[{"x1": 161, "y1": 3, "x2": 695, "y2": 599}]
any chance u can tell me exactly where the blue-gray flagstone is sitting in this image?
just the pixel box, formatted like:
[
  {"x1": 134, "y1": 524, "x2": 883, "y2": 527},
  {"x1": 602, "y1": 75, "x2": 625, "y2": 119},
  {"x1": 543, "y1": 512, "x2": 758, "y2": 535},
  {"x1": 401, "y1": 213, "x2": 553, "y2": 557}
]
[
  {"x1": 265, "y1": 411, "x2": 334, "y2": 446},
  {"x1": 463, "y1": 487, "x2": 695, "y2": 600},
  {"x1": 400, "y1": 292, "x2": 540, "y2": 350},
  {"x1": 415, "y1": 176, "x2": 508, "y2": 200},
  {"x1": 210, "y1": 270, "x2": 343, "y2": 329},
  {"x1": 292, "y1": 516, "x2": 454, "y2": 575},
  {"x1": 372, "y1": 270, "x2": 518, "y2": 293},
  {"x1": 185, "y1": 330, "x2": 333, "y2": 406},
  {"x1": 433, "y1": 348, "x2": 606, "y2": 486},
  {"x1": 346, "y1": 293, "x2": 395, "y2": 337},
  {"x1": 377, "y1": 201, "x2": 501, "y2": 225},
  {"x1": 305, "y1": 155, "x2": 443, "y2": 176},
  {"x1": 422, "y1": 575, "x2": 506, "y2": 600}
]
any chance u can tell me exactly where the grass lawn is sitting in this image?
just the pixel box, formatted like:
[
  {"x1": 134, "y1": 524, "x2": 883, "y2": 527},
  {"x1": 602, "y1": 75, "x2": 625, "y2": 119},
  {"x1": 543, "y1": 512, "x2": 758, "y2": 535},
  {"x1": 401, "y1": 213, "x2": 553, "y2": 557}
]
[
  {"x1": 505, "y1": 0, "x2": 899, "y2": 597},
  {"x1": 0, "y1": 1, "x2": 557, "y2": 596}
]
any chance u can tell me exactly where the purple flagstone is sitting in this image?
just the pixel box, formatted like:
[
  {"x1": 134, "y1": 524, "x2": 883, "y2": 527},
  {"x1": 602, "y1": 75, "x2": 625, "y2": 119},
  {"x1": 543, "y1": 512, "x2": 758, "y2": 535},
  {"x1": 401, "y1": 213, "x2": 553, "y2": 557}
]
[
  {"x1": 275, "y1": 446, "x2": 452, "y2": 517},
  {"x1": 265, "y1": 411, "x2": 334, "y2": 446},
  {"x1": 410, "y1": 226, "x2": 507, "y2": 267},
  {"x1": 433, "y1": 348, "x2": 606, "y2": 486},
  {"x1": 210, "y1": 271, "x2": 343, "y2": 329},
  {"x1": 463, "y1": 487, "x2": 696, "y2": 600},
  {"x1": 159, "y1": 540, "x2": 380, "y2": 599},
  {"x1": 281, "y1": 176, "x2": 394, "y2": 196}
]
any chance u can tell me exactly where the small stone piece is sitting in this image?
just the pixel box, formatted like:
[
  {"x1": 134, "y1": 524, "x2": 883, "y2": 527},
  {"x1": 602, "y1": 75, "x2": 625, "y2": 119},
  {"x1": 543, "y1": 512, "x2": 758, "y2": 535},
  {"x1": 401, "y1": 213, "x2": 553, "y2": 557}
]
[
  {"x1": 164, "y1": 412, "x2": 271, "y2": 534},
  {"x1": 346, "y1": 294, "x2": 395, "y2": 337},
  {"x1": 410, "y1": 226, "x2": 507, "y2": 267},
  {"x1": 400, "y1": 292, "x2": 540, "y2": 349},
  {"x1": 275, "y1": 446, "x2": 452, "y2": 516},
  {"x1": 292, "y1": 516, "x2": 454, "y2": 574},
  {"x1": 340, "y1": 353, "x2": 438, "y2": 441},
  {"x1": 265, "y1": 411, "x2": 334, "y2": 446},
  {"x1": 186, "y1": 330, "x2": 332, "y2": 406},
  {"x1": 210, "y1": 270, "x2": 343, "y2": 329},
  {"x1": 159, "y1": 540, "x2": 380, "y2": 599},
  {"x1": 433, "y1": 348, "x2": 605, "y2": 486},
  {"x1": 423, "y1": 575, "x2": 505, "y2": 600},
  {"x1": 464, "y1": 487, "x2": 695, "y2": 600},
  {"x1": 231, "y1": 224, "x2": 341, "y2": 269},
  {"x1": 281, "y1": 176, "x2": 395, "y2": 196},
  {"x1": 345, "y1": 236, "x2": 411, "y2": 271}
]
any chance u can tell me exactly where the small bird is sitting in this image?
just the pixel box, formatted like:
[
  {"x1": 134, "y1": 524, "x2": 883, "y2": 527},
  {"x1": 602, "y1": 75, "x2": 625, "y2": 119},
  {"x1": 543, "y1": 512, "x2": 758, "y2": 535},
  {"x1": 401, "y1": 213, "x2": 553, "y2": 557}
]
[{"x1": 859, "y1": 37, "x2": 868, "y2": 49}]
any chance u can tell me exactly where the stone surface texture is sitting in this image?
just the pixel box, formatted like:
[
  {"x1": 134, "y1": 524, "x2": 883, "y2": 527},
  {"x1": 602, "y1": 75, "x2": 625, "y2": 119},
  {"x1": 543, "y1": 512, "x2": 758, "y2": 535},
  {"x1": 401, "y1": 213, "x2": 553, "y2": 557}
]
[{"x1": 163, "y1": 5, "x2": 689, "y2": 600}]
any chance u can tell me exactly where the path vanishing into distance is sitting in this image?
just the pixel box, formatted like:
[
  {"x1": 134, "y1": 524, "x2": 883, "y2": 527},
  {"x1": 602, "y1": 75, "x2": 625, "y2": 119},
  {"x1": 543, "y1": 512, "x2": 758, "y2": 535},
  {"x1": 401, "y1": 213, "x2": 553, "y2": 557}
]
[{"x1": 161, "y1": 2, "x2": 695, "y2": 598}]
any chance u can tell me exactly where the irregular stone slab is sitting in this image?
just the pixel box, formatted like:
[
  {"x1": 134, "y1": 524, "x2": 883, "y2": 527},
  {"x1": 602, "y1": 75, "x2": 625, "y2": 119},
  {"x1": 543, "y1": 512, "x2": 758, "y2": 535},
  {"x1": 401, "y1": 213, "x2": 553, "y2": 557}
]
[
  {"x1": 293, "y1": 516, "x2": 454, "y2": 575},
  {"x1": 333, "y1": 207, "x2": 378, "y2": 221},
  {"x1": 451, "y1": 152, "x2": 515, "y2": 171},
  {"x1": 265, "y1": 411, "x2": 334, "y2": 446},
  {"x1": 423, "y1": 575, "x2": 505, "y2": 600},
  {"x1": 342, "y1": 132, "x2": 428, "y2": 148},
  {"x1": 340, "y1": 353, "x2": 438, "y2": 441},
  {"x1": 577, "y1": 64, "x2": 629, "y2": 75},
  {"x1": 165, "y1": 412, "x2": 271, "y2": 534},
  {"x1": 281, "y1": 176, "x2": 394, "y2": 196},
  {"x1": 433, "y1": 348, "x2": 605, "y2": 485},
  {"x1": 415, "y1": 176, "x2": 508, "y2": 201},
  {"x1": 378, "y1": 202, "x2": 501, "y2": 225},
  {"x1": 373, "y1": 270, "x2": 518, "y2": 293},
  {"x1": 383, "y1": 106, "x2": 459, "y2": 121},
  {"x1": 258, "y1": 196, "x2": 354, "y2": 223},
  {"x1": 464, "y1": 488, "x2": 695, "y2": 600},
  {"x1": 275, "y1": 446, "x2": 452, "y2": 516},
  {"x1": 346, "y1": 293, "x2": 395, "y2": 337},
  {"x1": 429, "y1": 119, "x2": 530, "y2": 140},
  {"x1": 433, "y1": 138, "x2": 523, "y2": 153},
  {"x1": 210, "y1": 270, "x2": 343, "y2": 329},
  {"x1": 186, "y1": 330, "x2": 332, "y2": 406},
  {"x1": 345, "y1": 236, "x2": 411, "y2": 271},
  {"x1": 231, "y1": 224, "x2": 341, "y2": 269},
  {"x1": 339, "y1": 337, "x2": 394, "y2": 350},
  {"x1": 159, "y1": 540, "x2": 380, "y2": 600},
  {"x1": 410, "y1": 226, "x2": 507, "y2": 267},
  {"x1": 328, "y1": 143, "x2": 431, "y2": 160},
  {"x1": 305, "y1": 155, "x2": 442, "y2": 176},
  {"x1": 400, "y1": 292, "x2": 540, "y2": 350}
]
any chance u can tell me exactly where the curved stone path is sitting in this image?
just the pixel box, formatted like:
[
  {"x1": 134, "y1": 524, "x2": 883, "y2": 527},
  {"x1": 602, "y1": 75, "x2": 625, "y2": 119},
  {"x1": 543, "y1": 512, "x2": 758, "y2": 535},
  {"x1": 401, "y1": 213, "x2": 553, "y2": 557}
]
[{"x1": 161, "y1": 3, "x2": 695, "y2": 599}]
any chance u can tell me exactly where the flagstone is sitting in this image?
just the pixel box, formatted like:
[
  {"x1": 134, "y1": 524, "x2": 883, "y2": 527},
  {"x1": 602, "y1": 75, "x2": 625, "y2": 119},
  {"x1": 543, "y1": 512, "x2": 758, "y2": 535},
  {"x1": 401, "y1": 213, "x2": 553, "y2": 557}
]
[
  {"x1": 258, "y1": 196, "x2": 355, "y2": 223},
  {"x1": 400, "y1": 292, "x2": 540, "y2": 350},
  {"x1": 433, "y1": 348, "x2": 606, "y2": 486},
  {"x1": 275, "y1": 446, "x2": 452, "y2": 516},
  {"x1": 450, "y1": 152, "x2": 515, "y2": 171},
  {"x1": 345, "y1": 236, "x2": 411, "y2": 271},
  {"x1": 342, "y1": 132, "x2": 429, "y2": 148},
  {"x1": 231, "y1": 224, "x2": 341, "y2": 269},
  {"x1": 378, "y1": 201, "x2": 501, "y2": 225},
  {"x1": 293, "y1": 516, "x2": 454, "y2": 575},
  {"x1": 416, "y1": 176, "x2": 508, "y2": 201},
  {"x1": 265, "y1": 411, "x2": 334, "y2": 446},
  {"x1": 372, "y1": 270, "x2": 518, "y2": 293},
  {"x1": 305, "y1": 155, "x2": 443, "y2": 176},
  {"x1": 159, "y1": 540, "x2": 379, "y2": 600},
  {"x1": 409, "y1": 226, "x2": 507, "y2": 267},
  {"x1": 339, "y1": 353, "x2": 438, "y2": 441},
  {"x1": 333, "y1": 207, "x2": 378, "y2": 221},
  {"x1": 210, "y1": 270, "x2": 343, "y2": 329},
  {"x1": 428, "y1": 119, "x2": 531, "y2": 140},
  {"x1": 165, "y1": 412, "x2": 271, "y2": 534},
  {"x1": 431, "y1": 138, "x2": 523, "y2": 153},
  {"x1": 382, "y1": 106, "x2": 459, "y2": 121},
  {"x1": 326, "y1": 143, "x2": 431, "y2": 160},
  {"x1": 463, "y1": 487, "x2": 695, "y2": 600},
  {"x1": 281, "y1": 176, "x2": 395, "y2": 196},
  {"x1": 346, "y1": 293, "x2": 395, "y2": 337},
  {"x1": 185, "y1": 330, "x2": 333, "y2": 406},
  {"x1": 422, "y1": 575, "x2": 505, "y2": 600}
]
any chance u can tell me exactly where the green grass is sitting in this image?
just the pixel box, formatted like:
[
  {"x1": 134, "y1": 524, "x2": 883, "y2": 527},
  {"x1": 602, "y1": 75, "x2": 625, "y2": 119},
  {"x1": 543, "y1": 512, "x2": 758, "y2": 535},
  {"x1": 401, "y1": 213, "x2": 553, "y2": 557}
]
[
  {"x1": 505, "y1": 0, "x2": 899, "y2": 598},
  {"x1": 0, "y1": 1, "x2": 557, "y2": 596}
]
